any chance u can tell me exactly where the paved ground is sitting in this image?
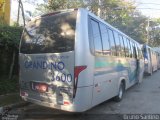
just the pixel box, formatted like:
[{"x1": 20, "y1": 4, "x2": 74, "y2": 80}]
[
  {"x1": 88, "y1": 71, "x2": 160, "y2": 114},
  {"x1": 0, "y1": 93, "x2": 22, "y2": 106},
  {"x1": 2, "y1": 70, "x2": 160, "y2": 120}
]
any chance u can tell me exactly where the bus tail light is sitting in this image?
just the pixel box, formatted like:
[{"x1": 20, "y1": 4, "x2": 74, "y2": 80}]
[
  {"x1": 74, "y1": 66, "x2": 87, "y2": 80},
  {"x1": 63, "y1": 101, "x2": 70, "y2": 105},
  {"x1": 73, "y1": 66, "x2": 87, "y2": 98}
]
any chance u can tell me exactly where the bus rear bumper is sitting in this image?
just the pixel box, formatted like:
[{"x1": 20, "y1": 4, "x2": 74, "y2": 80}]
[{"x1": 21, "y1": 96, "x2": 86, "y2": 112}]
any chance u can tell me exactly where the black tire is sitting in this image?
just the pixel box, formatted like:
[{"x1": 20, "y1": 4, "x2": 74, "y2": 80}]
[{"x1": 114, "y1": 82, "x2": 125, "y2": 102}]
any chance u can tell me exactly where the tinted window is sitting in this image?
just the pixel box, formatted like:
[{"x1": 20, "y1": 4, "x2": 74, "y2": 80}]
[
  {"x1": 123, "y1": 37, "x2": 129, "y2": 57},
  {"x1": 133, "y1": 43, "x2": 137, "y2": 58},
  {"x1": 138, "y1": 48, "x2": 143, "y2": 59},
  {"x1": 99, "y1": 23, "x2": 111, "y2": 55},
  {"x1": 134, "y1": 43, "x2": 139, "y2": 58},
  {"x1": 20, "y1": 11, "x2": 77, "y2": 54},
  {"x1": 119, "y1": 35, "x2": 125, "y2": 57},
  {"x1": 114, "y1": 32, "x2": 121, "y2": 56},
  {"x1": 128, "y1": 39, "x2": 133, "y2": 58},
  {"x1": 127, "y1": 39, "x2": 131, "y2": 58},
  {"x1": 108, "y1": 29, "x2": 116, "y2": 56},
  {"x1": 91, "y1": 19, "x2": 103, "y2": 55}
]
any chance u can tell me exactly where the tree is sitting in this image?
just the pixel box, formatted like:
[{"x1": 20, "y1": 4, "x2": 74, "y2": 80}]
[
  {"x1": 0, "y1": 24, "x2": 22, "y2": 79},
  {"x1": 87, "y1": 0, "x2": 148, "y2": 43},
  {"x1": 35, "y1": 0, "x2": 85, "y2": 15},
  {"x1": 34, "y1": 0, "x2": 160, "y2": 46},
  {"x1": 148, "y1": 18, "x2": 160, "y2": 46},
  {"x1": 17, "y1": 0, "x2": 25, "y2": 26}
]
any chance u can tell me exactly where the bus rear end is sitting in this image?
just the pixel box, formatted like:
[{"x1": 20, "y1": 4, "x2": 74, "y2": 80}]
[{"x1": 19, "y1": 10, "x2": 78, "y2": 111}]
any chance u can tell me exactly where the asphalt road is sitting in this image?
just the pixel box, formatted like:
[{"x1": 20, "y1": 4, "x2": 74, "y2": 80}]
[{"x1": 4, "y1": 70, "x2": 160, "y2": 120}]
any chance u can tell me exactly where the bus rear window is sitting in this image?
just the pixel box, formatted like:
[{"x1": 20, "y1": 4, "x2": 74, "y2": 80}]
[{"x1": 20, "y1": 11, "x2": 77, "y2": 54}]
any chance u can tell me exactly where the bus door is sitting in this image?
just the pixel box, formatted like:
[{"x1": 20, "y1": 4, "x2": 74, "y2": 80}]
[
  {"x1": 137, "y1": 48, "x2": 144, "y2": 83},
  {"x1": 134, "y1": 44, "x2": 144, "y2": 83}
]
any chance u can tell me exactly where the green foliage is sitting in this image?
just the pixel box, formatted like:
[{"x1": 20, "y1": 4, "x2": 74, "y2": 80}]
[
  {"x1": 35, "y1": 0, "x2": 85, "y2": 16},
  {"x1": 0, "y1": 76, "x2": 19, "y2": 95},
  {"x1": 0, "y1": 24, "x2": 22, "y2": 83},
  {"x1": 0, "y1": 25, "x2": 23, "y2": 49},
  {"x1": 148, "y1": 18, "x2": 160, "y2": 46},
  {"x1": 47, "y1": 0, "x2": 85, "y2": 11},
  {"x1": 34, "y1": 0, "x2": 160, "y2": 46},
  {"x1": 100, "y1": 0, "x2": 147, "y2": 44}
]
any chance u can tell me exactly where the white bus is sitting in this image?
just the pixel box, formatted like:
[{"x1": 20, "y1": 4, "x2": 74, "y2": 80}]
[
  {"x1": 153, "y1": 47, "x2": 160, "y2": 69},
  {"x1": 156, "y1": 52, "x2": 160, "y2": 69},
  {"x1": 19, "y1": 8, "x2": 144, "y2": 112},
  {"x1": 143, "y1": 44, "x2": 158, "y2": 75}
]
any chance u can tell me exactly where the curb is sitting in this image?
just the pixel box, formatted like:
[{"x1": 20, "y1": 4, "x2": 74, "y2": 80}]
[{"x1": 0, "y1": 101, "x2": 30, "y2": 114}]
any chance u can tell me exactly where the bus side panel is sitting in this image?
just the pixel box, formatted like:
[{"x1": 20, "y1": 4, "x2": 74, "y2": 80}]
[
  {"x1": 152, "y1": 52, "x2": 158, "y2": 72},
  {"x1": 72, "y1": 86, "x2": 93, "y2": 112},
  {"x1": 74, "y1": 9, "x2": 94, "y2": 87},
  {"x1": 158, "y1": 53, "x2": 160, "y2": 69},
  {"x1": 92, "y1": 55, "x2": 139, "y2": 107},
  {"x1": 92, "y1": 56, "x2": 119, "y2": 106},
  {"x1": 73, "y1": 9, "x2": 94, "y2": 111}
]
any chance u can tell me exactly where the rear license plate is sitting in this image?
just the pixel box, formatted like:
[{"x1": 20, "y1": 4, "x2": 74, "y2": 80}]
[{"x1": 32, "y1": 82, "x2": 48, "y2": 93}]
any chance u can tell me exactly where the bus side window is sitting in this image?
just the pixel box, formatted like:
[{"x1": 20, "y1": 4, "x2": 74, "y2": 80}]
[
  {"x1": 143, "y1": 45, "x2": 147, "y2": 58},
  {"x1": 119, "y1": 34, "x2": 125, "y2": 57},
  {"x1": 134, "y1": 43, "x2": 139, "y2": 59},
  {"x1": 108, "y1": 29, "x2": 116, "y2": 56},
  {"x1": 148, "y1": 48, "x2": 151, "y2": 60},
  {"x1": 88, "y1": 17, "x2": 95, "y2": 55},
  {"x1": 123, "y1": 37, "x2": 129, "y2": 57},
  {"x1": 129, "y1": 41, "x2": 134, "y2": 58},
  {"x1": 114, "y1": 31, "x2": 121, "y2": 56},
  {"x1": 90, "y1": 19, "x2": 103, "y2": 56},
  {"x1": 127, "y1": 38, "x2": 132, "y2": 58},
  {"x1": 133, "y1": 43, "x2": 137, "y2": 59},
  {"x1": 99, "y1": 23, "x2": 111, "y2": 56},
  {"x1": 138, "y1": 46, "x2": 143, "y2": 59}
]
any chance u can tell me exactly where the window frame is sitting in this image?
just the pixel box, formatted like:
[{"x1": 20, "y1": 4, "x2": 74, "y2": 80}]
[
  {"x1": 99, "y1": 22, "x2": 111, "y2": 56},
  {"x1": 89, "y1": 17, "x2": 103, "y2": 56},
  {"x1": 107, "y1": 28, "x2": 117, "y2": 56}
]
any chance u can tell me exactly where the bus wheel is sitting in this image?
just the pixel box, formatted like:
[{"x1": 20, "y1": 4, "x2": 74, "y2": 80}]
[{"x1": 114, "y1": 82, "x2": 125, "y2": 102}]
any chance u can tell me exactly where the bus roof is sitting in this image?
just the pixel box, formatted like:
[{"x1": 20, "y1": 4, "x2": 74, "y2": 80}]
[{"x1": 30, "y1": 8, "x2": 78, "y2": 22}]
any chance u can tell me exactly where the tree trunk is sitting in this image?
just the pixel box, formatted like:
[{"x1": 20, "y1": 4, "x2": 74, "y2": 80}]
[
  {"x1": 19, "y1": 0, "x2": 25, "y2": 26},
  {"x1": 98, "y1": 0, "x2": 102, "y2": 18},
  {"x1": 16, "y1": 0, "x2": 20, "y2": 26},
  {"x1": 9, "y1": 49, "x2": 16, "y2": 80}
]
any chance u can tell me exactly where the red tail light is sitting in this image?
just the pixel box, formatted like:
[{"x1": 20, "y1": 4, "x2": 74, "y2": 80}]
[
  {"x1": 74, "y1": 66, "x2": 87, "y2": 80},
  {"x1": 73, "y1": 66, "x2": 87, "y2": 98},
  {"x1": 63, "y1": 101, "x2": 70, "y2": 105}
]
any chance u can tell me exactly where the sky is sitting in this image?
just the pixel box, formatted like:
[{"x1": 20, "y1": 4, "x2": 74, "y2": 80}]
[
  {"x1": 132, "y1": 0, "x2": 160, "y2": 18},
  {"x1": 11, "y1": 0, "x2": 44, "y2": 24}
]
